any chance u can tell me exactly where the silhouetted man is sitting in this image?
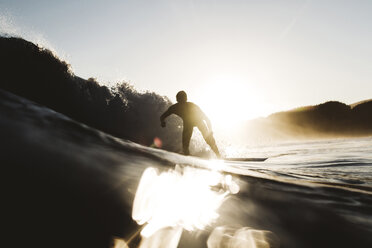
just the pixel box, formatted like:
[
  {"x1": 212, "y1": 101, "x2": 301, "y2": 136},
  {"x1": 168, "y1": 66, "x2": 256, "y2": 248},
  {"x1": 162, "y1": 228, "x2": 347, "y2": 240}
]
[{"x1": 160, "y1": 91, "x2": 221, "y2": 158}]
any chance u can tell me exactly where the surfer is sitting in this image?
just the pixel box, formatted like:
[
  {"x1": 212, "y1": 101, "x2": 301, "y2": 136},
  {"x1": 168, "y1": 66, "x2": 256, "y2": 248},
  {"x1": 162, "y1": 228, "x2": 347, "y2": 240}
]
[{"x1": 160, "y1": 91, "x2": 221, "y2": 158}]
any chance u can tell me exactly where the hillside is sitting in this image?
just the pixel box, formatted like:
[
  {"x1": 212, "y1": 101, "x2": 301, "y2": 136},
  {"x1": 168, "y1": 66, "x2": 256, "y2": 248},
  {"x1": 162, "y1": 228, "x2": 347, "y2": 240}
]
[
  {"x1": 246, "y1": 100, "x2": 372, "y2": 140},
  {"x1": 350, "y1": 99, "x2": 372, "y2": 108}
]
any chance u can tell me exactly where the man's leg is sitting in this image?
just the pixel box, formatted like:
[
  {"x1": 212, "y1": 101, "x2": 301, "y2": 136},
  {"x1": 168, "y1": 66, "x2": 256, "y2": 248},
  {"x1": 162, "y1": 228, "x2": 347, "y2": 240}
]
[
  {"x1": 197, "y1": 123, "x2": 221, "y2": 158},
  {"x1": 182, "y1": 125, "x2": 193, "y2": 155}
]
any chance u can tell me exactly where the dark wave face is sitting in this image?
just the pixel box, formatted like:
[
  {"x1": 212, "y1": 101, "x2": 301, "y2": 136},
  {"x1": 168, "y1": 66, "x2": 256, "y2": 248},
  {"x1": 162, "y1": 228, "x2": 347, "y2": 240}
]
[
  {"x1": 0, "y1": 36, "x2": 183, "y2": 152},
  {"x1": 2, "y1": 89, "x2": 372, "y2": 248}
]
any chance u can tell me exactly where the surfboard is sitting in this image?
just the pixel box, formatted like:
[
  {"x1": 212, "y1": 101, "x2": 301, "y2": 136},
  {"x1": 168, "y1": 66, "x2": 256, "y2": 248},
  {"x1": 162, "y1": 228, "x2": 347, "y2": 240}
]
[{"x1": 223, "y1": 157, "x2": 268, "y2": 162}]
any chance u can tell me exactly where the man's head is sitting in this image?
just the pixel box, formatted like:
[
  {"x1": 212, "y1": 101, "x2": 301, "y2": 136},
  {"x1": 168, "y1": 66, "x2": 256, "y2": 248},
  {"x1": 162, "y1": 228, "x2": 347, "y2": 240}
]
[{"x1": 176, "y1": 91, "x2": 187, "y2": 103}]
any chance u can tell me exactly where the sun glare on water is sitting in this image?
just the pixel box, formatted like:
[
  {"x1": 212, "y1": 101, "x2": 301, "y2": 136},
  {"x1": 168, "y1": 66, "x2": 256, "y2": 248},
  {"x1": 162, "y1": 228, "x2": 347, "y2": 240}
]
[
  {"x1": 130, "y1": 164, "x2": 240, "y2": 247},
  {"x1": 132, "y1": 165, "x2": 239, "y2": 236},
  {"x1": 124, "y1": 164, "x2": 278, "y2": 248},
  {"x1": 193, "y1": 76, "x2": 271, "y2": 129}
]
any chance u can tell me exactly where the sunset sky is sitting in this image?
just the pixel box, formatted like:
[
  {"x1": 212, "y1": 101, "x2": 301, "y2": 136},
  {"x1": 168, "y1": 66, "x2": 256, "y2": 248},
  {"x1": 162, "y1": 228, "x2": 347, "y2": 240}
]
[{"x1": 1, "y1": 0, "x2": 371, "y2": 124}]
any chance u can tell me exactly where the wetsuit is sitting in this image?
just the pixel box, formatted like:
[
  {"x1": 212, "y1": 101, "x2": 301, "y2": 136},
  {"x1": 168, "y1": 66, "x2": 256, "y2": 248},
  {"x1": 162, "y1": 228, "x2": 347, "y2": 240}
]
[{"x1": 160, "y1": 102, "x2": 220, "y2": 157}]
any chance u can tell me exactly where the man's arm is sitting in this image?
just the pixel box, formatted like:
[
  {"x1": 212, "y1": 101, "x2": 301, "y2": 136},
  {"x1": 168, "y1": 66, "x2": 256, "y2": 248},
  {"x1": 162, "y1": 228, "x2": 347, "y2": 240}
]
[
  {"x1": 198, "y1": 107, "x2": 212, "y2": 132},
  {"x1": 204, "y1": 115, "x2": 212, "y2": 132},
  {"x1": 160, "y1": 105, "x2": 174, "y2": 127}
]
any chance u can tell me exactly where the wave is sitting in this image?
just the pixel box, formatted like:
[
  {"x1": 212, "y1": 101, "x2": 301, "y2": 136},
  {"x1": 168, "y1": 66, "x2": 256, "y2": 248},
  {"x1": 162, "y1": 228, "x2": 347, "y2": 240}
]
[
  {"x1": 2, "y1": 89, "x2": 372, "y2": 247},
  {"x1": 0, "y1": 36, "x2": 183, "y2": 152}
]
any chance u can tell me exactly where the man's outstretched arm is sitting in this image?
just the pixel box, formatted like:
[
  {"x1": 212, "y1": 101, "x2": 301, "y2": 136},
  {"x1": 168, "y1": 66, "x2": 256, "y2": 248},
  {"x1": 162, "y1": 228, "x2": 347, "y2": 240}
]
[
  {"x1": 199, "y1": 108, "x2": 213, "y2": 133},
  {"x1": 204, "y1": 116, "x2": 213, "y2": 133},
  {"x1": 160, "y1": 106, "x2": 174, "y2": 127}
]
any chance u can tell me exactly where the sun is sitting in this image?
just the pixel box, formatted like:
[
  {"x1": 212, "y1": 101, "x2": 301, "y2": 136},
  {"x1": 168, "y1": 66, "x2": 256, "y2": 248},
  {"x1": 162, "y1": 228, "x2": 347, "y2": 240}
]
[{"x1": 193, "y1": 75, "x2": 269, "y2": 129}]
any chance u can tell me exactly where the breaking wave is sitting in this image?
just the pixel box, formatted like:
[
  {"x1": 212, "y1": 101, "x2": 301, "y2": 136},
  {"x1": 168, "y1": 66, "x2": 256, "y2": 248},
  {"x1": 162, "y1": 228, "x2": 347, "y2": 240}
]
[{"x1": 0, "y1": 35, "x2": 185, "y2": 151}]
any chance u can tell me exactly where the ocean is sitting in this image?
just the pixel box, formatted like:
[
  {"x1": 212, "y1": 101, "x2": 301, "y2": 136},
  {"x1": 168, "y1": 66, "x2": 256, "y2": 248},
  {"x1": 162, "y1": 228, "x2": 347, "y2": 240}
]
[
  {"x1": 1, "y1": 89, "x2": 372, "y2": 248},
  {"x1": 229, "y1": 137, "x2": 372, "y2": 188}
]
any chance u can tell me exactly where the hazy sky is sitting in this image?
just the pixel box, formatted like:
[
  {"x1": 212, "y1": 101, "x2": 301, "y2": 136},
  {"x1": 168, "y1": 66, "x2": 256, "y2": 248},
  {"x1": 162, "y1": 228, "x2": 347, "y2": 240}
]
[{"x1": 1, "y1": 0, "x2": 371, "y2": 124}]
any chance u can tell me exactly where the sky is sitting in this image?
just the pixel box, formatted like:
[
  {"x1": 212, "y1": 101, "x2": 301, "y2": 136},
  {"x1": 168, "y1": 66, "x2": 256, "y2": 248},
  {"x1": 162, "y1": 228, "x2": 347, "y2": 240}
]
[{"x1": 1, "y1": 0, "x2": 371, "y2": 125}]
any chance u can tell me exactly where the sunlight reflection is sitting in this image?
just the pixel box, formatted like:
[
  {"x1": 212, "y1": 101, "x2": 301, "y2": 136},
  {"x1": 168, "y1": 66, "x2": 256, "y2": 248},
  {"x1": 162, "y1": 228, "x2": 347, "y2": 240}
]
[
  {"x1": 112, "y1": 237, "x2": 129, "y2": 248},
  {"x1": 138, "y1": 227, "x2": 183, "y2": 248},
  {"x1": 207, "y1": 159, "x2": 227, "y2": 171},
  {"x1": 207, "y1": 226, "x2": 280, "y2": 248},
  {"x1": 132, "y1": 164, "x2": 240, "y2": 245}
]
